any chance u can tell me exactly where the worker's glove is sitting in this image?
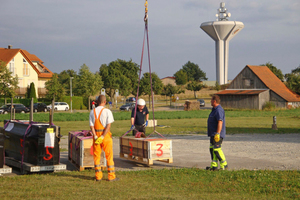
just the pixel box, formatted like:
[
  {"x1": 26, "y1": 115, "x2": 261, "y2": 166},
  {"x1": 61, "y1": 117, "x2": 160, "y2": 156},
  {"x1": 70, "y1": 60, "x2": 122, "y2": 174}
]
[
  {"x1": 143, "y1": 121, "x2": 148, "y2": 127},
  {"x1": 95, "y1": 135, "x2": 104, "y2": 145},
  {"x1": 131, "y1": 125, "x2": 135, "y2": 130},
  {"x1": 214, "y1": 133, "x2": 220, "y2": 143}
]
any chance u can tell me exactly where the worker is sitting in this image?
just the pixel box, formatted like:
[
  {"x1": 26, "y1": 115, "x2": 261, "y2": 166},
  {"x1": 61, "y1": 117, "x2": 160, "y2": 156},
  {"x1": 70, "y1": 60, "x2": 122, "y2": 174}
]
[
  {"x1": 130, "y1": 98, "x2": 149, "y2": 137},
  {"x1": 206, "y1": 95, "x2": 228, "y2": 171},
  {"x1": 89, "y1": 95, "x2": 119, "y2": 181}
]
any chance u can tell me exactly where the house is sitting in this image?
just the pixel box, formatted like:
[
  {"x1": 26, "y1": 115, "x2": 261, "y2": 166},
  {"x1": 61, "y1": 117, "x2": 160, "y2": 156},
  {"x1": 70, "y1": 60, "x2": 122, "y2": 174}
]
[
  {"x1": 215, "y1": 65, "x2": 300, "y2": 109},
  {"x1": 161, "y1": 76, "x2": 176, "y2": 86},
  {"x1": 0, "y1": 45, "x2": 53, "y2": 98}
]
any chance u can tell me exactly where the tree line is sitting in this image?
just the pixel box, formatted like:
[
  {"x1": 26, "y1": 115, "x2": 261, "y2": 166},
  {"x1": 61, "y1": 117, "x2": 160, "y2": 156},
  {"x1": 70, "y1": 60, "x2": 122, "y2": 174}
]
[{"x1": 1, "y1": 59, "x2": 300, "y2": 105}]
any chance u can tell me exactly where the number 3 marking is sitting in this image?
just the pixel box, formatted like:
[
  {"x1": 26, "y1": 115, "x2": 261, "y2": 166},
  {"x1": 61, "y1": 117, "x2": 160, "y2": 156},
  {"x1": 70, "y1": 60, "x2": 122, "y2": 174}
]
[{"x1": 156, "y1": 144, "x2": 163, "y2": 157}]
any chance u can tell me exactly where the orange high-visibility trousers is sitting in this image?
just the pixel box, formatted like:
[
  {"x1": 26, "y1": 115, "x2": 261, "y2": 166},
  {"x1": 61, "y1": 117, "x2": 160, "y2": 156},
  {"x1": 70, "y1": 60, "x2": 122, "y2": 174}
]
[{"x1": 93, "y1": 108, "x2": 116, "y2": 181}]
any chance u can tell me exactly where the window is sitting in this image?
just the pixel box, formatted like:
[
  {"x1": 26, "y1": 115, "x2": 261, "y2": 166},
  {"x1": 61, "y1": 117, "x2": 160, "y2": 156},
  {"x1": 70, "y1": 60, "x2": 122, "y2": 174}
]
[
  {"x1": 23, "y1": 59, "x2": 29, "y2": 76},
  {"x1": 244, "y1": 78, "x2": 253, "y2": 87},
  {"x1": 244, "y1": 79, "x2": 250, "y2": 86},
  {"x1": 9, "y1": 58, "x2": 15, "y2": 75}
]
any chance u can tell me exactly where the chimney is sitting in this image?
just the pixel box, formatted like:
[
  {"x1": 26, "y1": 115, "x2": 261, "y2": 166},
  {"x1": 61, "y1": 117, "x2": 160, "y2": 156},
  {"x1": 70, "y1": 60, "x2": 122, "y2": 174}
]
[{"x1": 8, "y1": 45, "x2": 12, "y2": 49}]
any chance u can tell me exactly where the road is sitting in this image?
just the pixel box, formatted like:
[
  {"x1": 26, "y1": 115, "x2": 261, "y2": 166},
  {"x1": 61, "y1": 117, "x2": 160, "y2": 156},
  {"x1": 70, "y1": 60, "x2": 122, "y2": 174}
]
[{"x1": 59, "y1": 133, "x2": 300, "y2": 172}]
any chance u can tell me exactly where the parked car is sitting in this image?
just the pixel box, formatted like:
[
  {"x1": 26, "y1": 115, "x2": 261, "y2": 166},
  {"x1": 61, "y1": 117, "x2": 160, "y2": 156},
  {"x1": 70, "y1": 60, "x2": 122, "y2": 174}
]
[
  {"x1": 197, "y1": 99, "x2": 205, "y2": 107},
  {"x1": 30, "y1": 103, "x2": 48, "y2": 112},
  {"x1": 126, "y1": 97, "x2": 136, "y2": 103},
  {"x1": 0, "y1": 103, "x2": 30, "y2": 114},
  {"x1": 119, "y1": 103, "x2": 135, "y2": 111},
  {"x1": 47, "y1": 102, "x2": 69, "y2": 111}
]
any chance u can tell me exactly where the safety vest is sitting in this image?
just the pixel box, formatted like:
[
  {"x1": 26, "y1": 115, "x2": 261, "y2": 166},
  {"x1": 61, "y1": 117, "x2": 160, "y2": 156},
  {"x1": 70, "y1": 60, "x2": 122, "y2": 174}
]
[{"x1": 94, "y1": 108, "x2": 111, "y2": 137}]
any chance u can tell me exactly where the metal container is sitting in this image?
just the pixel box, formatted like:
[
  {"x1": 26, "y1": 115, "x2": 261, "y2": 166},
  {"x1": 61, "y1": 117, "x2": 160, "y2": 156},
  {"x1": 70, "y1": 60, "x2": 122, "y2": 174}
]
[{"x1": 3, "y1": 120, "x2": 61, "y2": 166}]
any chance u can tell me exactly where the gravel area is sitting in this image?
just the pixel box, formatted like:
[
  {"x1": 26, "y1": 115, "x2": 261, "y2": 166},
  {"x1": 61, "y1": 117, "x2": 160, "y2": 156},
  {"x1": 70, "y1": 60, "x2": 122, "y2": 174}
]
[{"x1": 59, "y1": 133, "x2": 300, "y2": 171}]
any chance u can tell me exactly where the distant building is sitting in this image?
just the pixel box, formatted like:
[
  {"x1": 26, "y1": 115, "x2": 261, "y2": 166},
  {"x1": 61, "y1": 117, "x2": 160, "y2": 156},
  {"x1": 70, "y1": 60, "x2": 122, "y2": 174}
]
[
  {"x1": 216, "y1": 65, "x2": 300, "y2": 109},
  {"x1": 0, "y1": 45, "x2": 54, "y2": 98},
  {"x1": 161, "y1": 76, "x2": 176, "y2": 86}
]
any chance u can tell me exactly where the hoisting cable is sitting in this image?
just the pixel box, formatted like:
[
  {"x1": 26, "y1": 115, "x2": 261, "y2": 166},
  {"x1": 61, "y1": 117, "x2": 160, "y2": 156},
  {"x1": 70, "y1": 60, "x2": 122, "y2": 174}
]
[{"x1": 122, "y1": 0, "x2": 164, "y2": 138}]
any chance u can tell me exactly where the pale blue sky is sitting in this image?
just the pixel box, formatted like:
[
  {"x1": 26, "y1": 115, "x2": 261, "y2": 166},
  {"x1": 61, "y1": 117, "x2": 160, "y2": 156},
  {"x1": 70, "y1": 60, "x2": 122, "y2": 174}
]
[{"x1": 1, "y1": 0, "x2": 299, "y2": 80}]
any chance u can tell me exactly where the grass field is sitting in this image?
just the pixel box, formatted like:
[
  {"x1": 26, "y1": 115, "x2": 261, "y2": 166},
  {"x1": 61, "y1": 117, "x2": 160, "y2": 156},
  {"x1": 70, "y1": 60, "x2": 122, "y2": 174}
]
[
  {"x1": 48, "y1": 116, "x2": 300, "y2": 137},
  {"x1": 1, "y1": 109, "x2": 299, "y2": 136},
  {"x1": 0, "y1": 169, "x2": 299, "y2": 200},
  {"x1": 0, "y1": 109, "x2": 299, "y2": 199}
]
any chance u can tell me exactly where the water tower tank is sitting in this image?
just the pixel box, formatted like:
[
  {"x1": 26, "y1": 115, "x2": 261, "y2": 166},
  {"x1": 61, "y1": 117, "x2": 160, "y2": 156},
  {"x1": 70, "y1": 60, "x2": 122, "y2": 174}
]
[{"x1": 200, "y1": 2, "x2": 244, "y2": 85}]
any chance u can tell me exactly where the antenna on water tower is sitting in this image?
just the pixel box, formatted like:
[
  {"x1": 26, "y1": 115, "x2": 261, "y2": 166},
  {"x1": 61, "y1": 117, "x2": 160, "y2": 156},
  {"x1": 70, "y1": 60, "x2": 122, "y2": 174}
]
[{"x1": 200, "y1": 2, "x2": 244, "y2": 85}]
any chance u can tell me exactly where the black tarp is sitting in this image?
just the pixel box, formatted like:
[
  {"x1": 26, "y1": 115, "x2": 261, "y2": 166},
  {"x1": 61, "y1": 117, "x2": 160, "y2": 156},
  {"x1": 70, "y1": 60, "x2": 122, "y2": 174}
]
[{"x1": 3, "y1": 120, "x2": 61, "y2": 166}]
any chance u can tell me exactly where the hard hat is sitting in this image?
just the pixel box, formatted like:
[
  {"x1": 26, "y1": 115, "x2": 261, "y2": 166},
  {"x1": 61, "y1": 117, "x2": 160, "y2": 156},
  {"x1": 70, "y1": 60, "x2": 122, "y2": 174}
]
[{"x1": 137, "y1": 99, "x2": 145, "y2": 106}]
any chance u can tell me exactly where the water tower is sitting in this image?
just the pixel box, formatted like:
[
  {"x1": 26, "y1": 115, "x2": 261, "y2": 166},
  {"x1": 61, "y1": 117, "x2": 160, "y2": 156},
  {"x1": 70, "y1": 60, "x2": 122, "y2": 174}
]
[{"x1": 200, "y1": 2, "x2": 244, "y2": 85}]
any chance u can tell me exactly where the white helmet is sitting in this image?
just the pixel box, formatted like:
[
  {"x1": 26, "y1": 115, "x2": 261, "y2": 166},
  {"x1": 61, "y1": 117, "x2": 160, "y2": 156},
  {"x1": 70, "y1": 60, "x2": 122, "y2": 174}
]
[{"x1": 137, "y1": 99, "x2": 146, "y2": 106}]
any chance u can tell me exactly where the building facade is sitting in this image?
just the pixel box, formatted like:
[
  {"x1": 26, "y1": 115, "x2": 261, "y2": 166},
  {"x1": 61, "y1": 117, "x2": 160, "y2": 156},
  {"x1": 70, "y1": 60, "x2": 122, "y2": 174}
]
[
  {"x1": 0, "y1": 46, "x2": 53, "y2": 98},
  {"x1": 216, "y1": 65, "x2": 300, "y2": 109}
]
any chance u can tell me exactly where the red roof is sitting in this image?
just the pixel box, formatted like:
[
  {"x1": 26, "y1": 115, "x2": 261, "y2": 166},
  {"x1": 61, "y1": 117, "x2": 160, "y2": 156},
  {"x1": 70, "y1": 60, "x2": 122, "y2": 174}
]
[
  {"x1": 0, "y1": 47, "x2": 53, "y2": 79},
  {"x1": 161, "y1": 76, "x2": 175, "y2": 80},
  {"x1": 247, "y1": 65, "x2": 300, "y2": 102},
  {"x1": 217, "y1": 90, "x2": 267, "y2": 95}
]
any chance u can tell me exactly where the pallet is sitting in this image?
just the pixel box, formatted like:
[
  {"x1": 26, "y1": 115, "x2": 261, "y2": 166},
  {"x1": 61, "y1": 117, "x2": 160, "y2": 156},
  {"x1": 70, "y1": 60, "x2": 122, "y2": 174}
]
[
  {"x1": 5, "y1": 157, "x2": 66, "y2": 174},
  {"x1": 68, "y1": 131, "x2": 107, "y2": 171},
  {"x1": 120, "y1": 152, "x2": 173, "y2": 165},
  {"x1": 119, "y1": 136, "x2": 173, "y2": 166},
  {"x1": 68, "y1": 158, "x2": 106, "y2": 171},
  {"x1": 0, "y1": 165, "x2": 12, "y2": 175}
]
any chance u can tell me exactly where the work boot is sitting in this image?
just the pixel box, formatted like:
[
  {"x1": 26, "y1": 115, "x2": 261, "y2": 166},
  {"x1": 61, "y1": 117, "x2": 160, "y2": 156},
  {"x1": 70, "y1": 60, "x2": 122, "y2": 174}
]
[
  {"x1": 206, "y1": 166, "x2": 218, "y2": 171},
  {"x1": 220, "y1": 165, "x2": 228, "y2": 170},
  {"x1": 107, "y1": 177, "x2": 120, "y2": 182}
]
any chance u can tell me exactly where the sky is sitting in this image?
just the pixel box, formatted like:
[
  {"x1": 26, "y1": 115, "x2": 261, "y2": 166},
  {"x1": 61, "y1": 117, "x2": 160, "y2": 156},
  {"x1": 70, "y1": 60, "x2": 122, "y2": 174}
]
[{"x1": 0, "y1": 0, "x2": 299, "y2": 81}]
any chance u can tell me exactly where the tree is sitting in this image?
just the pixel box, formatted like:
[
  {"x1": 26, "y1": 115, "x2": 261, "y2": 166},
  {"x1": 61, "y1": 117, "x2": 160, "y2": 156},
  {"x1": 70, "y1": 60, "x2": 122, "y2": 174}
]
[
  {"x1": 186, "y1": 81, "x2": 203, "y2": 99},
  {"x1": 0, "y1": 61, "x2": 19, "y2": 98},
  {"x1": 182, "y1": 61, "x2": 207, "y2": 81},
  {"x1": 58, "y1": 69, "x2": 78, "y2": 96},
  {"x1": 260, "y1": 62, "x2": 284, "y2": 81},
  {"x1": 76, "y1": 64, "x2": 103, "y2": 99},
  {"x1": 45, "y1": 74, "x2": 65, "y2": 101},
  {"x1": 291, "y1": 65, "x2": 300, "y2": 74},
  {"x1": 28, "y1": 82, "x2": 37, "y2": 99},
  {"x1": 285, "y1": 66, "x2": 300, "y2": 95},
  {"x1": 117, "y1": 59, "x2": 139, "y2": 96},
  {"x1": 174, "y1": 69, "x2": 188, "y2": 85},
  {"x1": 215, "y1": 81, "x2": 221, "y2": 91},
  {"x1": 140, "y1": 72, "x2": 163, "y2": 108},
  {"x1": 161, "y1": 84, "x2": 185, "y2": 106},
  {"x1": 99, "y1": 59, "x2": 139, "y2": 102}
]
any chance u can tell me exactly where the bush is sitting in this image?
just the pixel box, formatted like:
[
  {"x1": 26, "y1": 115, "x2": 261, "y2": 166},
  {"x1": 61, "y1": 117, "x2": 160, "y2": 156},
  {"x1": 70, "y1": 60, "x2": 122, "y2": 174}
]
[
  {"x1": 263, "y1": 101, "x2": 276, "y2": 110},
  {"x1": 62, "y1": 96, "x2": 87, "y2": 110}
]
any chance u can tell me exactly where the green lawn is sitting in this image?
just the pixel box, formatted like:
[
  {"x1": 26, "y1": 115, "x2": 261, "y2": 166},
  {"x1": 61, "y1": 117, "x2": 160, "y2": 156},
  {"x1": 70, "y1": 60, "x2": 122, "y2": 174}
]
[
  {"x1": 0, "y1": 169, "x2": 299, "y2": 200},
  {"x1": 51, "y1": 116, "x2": 300, "y2": 137},
  {"x1": 1, "y1": 109, "x2": 299, "y2": 136},
  {"x1": 0, "y1": 110, "x2": 299, "y2": 199}
]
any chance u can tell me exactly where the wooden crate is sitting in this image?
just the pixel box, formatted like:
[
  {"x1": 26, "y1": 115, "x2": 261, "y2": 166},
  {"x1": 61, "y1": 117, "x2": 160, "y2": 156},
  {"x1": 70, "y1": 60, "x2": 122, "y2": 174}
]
[
  {"x1": 68, "y1": 131, "x2": 106, "y2": 171},
  {"x1": 119, "y1": 136, "x2": 173, "y2": 165}
]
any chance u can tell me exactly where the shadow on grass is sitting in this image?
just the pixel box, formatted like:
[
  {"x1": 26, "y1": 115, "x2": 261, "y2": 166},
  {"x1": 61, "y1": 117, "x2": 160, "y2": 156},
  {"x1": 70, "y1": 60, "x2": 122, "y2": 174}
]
[{"x1": 49, "y1": 171, "x2": 95, "y2": 180}]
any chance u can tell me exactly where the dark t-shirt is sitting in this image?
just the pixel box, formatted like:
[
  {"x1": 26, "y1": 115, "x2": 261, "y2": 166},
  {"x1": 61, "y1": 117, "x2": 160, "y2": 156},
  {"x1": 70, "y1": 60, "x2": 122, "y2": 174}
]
[
  {"x1": 207, "y1": 105, "x2": 226, "y2": 138},
  {"x1": 131, "y1": 106, "x2": 149, "y2": 125}
]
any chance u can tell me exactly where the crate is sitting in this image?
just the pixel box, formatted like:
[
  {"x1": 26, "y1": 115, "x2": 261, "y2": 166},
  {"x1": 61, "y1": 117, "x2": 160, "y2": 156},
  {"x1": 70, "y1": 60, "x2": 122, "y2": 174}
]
[
  {"x1": 68, "y1": 131, "x2": 106, "y2": 171},
  {"x1": 119, "y1": 136, "x2": 173, "y2": 165}
]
